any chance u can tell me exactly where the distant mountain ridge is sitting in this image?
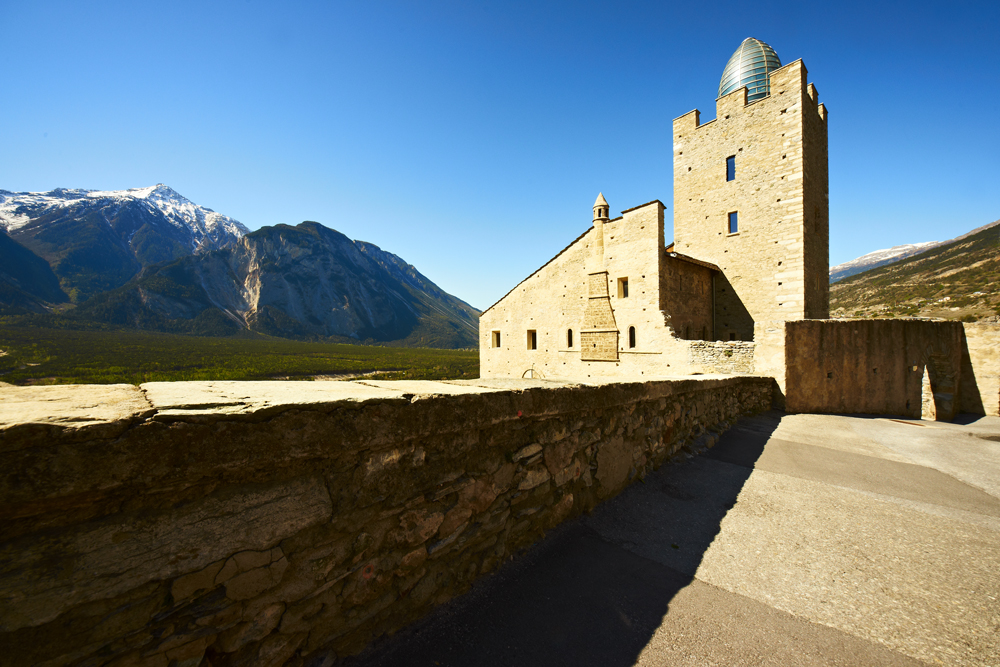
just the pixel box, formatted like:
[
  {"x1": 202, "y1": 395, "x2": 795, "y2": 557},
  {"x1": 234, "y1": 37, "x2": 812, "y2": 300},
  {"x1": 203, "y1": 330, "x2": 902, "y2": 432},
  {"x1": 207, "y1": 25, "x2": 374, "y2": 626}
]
[
  {"x1": 0, "y1": 185, "x2": 248, "y2": 302},
  {"x1": 829, "y1": 242, "x2": 940, "y2": 283},
  {"x1": 830, "y1": 218, "x2": 1000, "y2": 321},
  {"x1": 829, "y1": 219, "x2": 1000, "y2": 283},
  {"x1": 0, "y1": 184, "x2": 248, "y2": 248},
  {"x1": 0, "y1": 185, "x2": 478, "y2": 348}
]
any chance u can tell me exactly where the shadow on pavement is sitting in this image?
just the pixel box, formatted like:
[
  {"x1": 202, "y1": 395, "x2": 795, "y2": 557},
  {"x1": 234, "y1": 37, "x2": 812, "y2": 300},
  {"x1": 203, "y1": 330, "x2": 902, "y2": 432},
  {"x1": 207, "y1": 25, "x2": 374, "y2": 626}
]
[{"x1": 340, "y1": 411, "x2": 782, "y2": 667}]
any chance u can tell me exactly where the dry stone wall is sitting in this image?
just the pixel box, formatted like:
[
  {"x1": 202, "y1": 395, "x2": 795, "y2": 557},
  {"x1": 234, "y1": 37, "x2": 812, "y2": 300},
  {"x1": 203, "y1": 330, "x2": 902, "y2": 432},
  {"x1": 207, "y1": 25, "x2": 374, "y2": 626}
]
[
  {"x1": 0, "y1": 376, "x2": 773, "y2": 666},
  {"x1": 688, "y1": 341, "x2": 756, "y2": 374}
]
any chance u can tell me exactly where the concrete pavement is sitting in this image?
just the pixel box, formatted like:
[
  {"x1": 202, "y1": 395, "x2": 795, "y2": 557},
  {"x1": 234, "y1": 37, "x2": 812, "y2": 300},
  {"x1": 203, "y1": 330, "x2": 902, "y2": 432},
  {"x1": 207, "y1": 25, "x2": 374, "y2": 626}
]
[{"x1": 344, "y1": 412, "x2": 1000, "y2": 667}]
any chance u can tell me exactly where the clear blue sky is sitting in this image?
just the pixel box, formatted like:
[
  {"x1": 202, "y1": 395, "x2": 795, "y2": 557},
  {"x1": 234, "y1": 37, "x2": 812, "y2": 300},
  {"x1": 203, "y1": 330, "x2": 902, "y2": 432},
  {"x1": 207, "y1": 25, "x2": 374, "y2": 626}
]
[{"x1": 2, "y1": 0, "x2": 997, "y2": 310}]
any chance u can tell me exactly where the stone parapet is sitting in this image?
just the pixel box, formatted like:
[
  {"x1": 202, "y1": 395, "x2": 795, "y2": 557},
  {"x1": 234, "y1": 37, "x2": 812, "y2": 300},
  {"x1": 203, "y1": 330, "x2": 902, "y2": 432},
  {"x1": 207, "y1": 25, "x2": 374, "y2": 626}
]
[
  {"x1": 0, "y1": 376, "x2": 773, "y2": 666},
  {"x1": 783, "y1": 320, "x2": 1000, "y2": 420}
]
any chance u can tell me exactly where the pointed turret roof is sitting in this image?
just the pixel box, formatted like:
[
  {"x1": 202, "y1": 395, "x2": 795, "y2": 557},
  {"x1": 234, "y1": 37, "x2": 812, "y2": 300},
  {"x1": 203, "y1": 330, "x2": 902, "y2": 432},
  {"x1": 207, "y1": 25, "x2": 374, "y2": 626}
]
[{"x1": 594, "y1": 192, "x2": 608, "y2": 208}]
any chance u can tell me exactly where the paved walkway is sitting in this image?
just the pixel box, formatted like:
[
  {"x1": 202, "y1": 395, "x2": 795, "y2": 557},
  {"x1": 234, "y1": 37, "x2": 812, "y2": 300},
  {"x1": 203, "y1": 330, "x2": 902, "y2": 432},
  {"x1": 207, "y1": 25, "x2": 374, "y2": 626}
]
[{"x1": 344, "y1": 412, "x2": 1000, "y2": 667}]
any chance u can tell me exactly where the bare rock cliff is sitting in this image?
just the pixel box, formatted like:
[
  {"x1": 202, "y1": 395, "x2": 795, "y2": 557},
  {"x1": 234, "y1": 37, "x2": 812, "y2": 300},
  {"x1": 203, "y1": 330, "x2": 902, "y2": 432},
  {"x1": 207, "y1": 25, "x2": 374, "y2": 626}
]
[{"x1": 77, "y1": 221, "x2": 480, "y2": 347}]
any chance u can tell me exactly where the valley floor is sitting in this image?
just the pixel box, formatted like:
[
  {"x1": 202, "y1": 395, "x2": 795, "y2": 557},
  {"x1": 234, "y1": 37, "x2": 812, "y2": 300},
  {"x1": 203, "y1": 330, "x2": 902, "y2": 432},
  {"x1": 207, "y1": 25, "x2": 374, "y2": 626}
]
[{"x1": 0, "y1": 326, "x2": 479, "y2": 385}]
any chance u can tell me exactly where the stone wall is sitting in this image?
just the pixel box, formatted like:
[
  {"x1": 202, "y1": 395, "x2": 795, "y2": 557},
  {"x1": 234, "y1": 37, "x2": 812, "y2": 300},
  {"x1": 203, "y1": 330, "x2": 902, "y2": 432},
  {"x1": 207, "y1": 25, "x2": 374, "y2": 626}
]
[
  {"x1": 661, "y1": 254, "x2": 715, "y2": 340},
  {"x1": 784, "y1": 320, "x2": 967, "y2": 420},
  {"x1": 688, "y1": 341, "x2": 755, "y2": 374},
  {"x1": 0, "y1": 376, "x2": 773, "y2": 666},
  {"x1": 961, "y1": 322, "x2": 1000, "y2": 416},
  {"x1": 479, "y1": 201, "x2": 698, "y2": 380}
]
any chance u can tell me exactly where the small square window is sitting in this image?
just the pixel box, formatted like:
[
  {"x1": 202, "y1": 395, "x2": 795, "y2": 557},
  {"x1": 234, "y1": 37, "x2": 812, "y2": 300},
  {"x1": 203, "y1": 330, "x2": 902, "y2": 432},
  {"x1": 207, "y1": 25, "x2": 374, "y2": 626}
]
[
  {"x1": 492, "y1": 331, "x2": 501, "y2": 348},
  {"x1": 527, "y1": 330, "x2": 537, "y2": 350},
  {"x1": 726, "y1": 155, "x2": 735, "y2": 181},
  {"x1": 728, "y1": 211, "x2": 739, "y2": 234},
  {"x1": 617, "y1": 277, "x2": 629, "y2": 298}
]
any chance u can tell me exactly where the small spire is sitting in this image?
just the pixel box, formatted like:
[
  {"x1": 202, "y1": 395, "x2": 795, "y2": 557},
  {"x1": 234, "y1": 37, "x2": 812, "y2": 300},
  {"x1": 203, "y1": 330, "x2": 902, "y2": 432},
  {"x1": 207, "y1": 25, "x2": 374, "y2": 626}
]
[{"x1": 594, "y1": 192, "x2": 608, "y2": 208}]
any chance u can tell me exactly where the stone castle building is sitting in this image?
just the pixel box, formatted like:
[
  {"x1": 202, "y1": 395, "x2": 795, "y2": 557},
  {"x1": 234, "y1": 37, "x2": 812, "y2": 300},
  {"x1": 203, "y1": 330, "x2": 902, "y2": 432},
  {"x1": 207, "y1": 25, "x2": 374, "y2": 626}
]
[{"x1": 480, "y1": 38, "x2": 829, "y2": 380}]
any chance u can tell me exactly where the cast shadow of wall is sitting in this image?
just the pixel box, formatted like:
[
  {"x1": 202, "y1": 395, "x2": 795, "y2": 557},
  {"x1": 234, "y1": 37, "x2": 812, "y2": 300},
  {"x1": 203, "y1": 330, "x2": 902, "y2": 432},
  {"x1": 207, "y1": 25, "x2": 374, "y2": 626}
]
[
  {"x1": 341, "y1": 412, "x2": 782, "y2": 667},
  {"x1": 713, "y1": 273, "x2": 755, "y2": 342}
]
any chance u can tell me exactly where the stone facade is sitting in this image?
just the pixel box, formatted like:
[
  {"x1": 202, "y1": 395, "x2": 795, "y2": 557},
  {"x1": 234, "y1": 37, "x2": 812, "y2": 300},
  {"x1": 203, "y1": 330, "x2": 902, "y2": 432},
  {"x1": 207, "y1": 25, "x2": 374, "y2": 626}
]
[
  {"x1": 481, "y1": 55, "x2": 830, "y2": 378},
  {"x1": 478, "y1": 199, "x2": 748, "y2": 381},
  {"x1": 674, "y1": 59, "x2": 829, "y2": 339},
  {"x1": 0, "y1": 376, "x2": 773, "y2": 666}
]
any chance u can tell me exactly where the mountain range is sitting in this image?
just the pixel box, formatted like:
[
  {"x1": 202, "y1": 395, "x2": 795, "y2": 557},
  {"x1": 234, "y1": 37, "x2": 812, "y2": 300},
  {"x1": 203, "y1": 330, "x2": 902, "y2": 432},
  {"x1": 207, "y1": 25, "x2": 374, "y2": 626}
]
[
  {"x1": 830, "y1": 218, "x2": 1000, "y2": 321},
  {"x1": 829, "y1": 219, "x2": 1000, "y2": 284},
  {"x1": 829, "y1": 242, "x2": 940, "y2": 283},
  {"x1": 0, "y1": 185, "x2": 479, "y2": 348}
]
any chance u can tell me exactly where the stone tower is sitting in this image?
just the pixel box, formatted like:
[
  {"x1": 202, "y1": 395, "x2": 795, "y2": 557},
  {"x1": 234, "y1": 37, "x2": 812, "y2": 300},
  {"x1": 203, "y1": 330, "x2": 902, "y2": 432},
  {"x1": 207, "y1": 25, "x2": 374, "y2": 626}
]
[
  {"x1": 581, "y1": 193, "x2": 619, "y2": 361},
  {"x1": 672, "y1": 39, "x2": 829, "y2": 341}
]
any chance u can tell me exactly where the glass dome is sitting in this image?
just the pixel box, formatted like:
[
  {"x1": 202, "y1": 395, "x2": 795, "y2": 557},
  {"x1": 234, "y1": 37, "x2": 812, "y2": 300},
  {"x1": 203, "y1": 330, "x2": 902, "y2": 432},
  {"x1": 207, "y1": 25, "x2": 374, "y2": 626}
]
[{"x1": 718, "y1": 38, "x2": 781, "y2": 102}]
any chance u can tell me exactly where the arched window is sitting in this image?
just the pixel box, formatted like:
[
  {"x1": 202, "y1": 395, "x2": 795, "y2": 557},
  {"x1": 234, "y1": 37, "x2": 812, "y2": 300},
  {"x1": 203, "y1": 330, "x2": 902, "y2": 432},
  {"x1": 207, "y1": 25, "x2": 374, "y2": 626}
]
[
  {"x1": 628, "y1": 326, "x2": 636, "y2": 349},
  {"x1": 567, "y1": 329, "x2": 574, "y2": 348}
]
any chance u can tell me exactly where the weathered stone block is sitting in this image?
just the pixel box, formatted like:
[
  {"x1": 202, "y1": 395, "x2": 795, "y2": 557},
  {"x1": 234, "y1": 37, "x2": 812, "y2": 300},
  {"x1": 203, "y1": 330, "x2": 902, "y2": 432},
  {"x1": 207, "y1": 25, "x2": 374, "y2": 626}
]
[
  {"x1": 518, "y1": 468, "x2": 551, "y2": 491},
  {"x1": 225, "y1": 557, "x2": 288, "y2": 601},
  {"x1": 0, "y1": 476, "x2": 330, "y2": 631},
  {"x1": 172, "y1": 560, "x2": 224, "y2": 601},
  {"x1": 595, "y1": 435, "x2": 630, "y2": 496},
  {"x1": 217, "y1": 602, "x2": 285, "y2": 652},
  {"x1": 395, "y1": 510, "x2": 445, "y2": 546},
  {"x1": 512, "y1": 443, "x2": 542, "y2": 462}
]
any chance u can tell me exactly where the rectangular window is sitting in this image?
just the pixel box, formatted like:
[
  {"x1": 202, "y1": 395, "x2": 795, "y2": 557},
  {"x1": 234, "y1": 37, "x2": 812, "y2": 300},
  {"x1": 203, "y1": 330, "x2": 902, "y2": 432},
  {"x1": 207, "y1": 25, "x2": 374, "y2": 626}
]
[
  {"x1": 492, "y1": 331, "x2": 501, "y2": 348},
  {"x1": 527, "y1": 330, "x2": 537, "y2": 350},
  {"x1": 726, "y1": 155, "x2": 735, "y2": 181},
  {"x1": 728, "y1": 211, "x2": 738, "y2": 234},
  {"x1": 617, "y1": 277, "x2": 629, "y2": 298}
]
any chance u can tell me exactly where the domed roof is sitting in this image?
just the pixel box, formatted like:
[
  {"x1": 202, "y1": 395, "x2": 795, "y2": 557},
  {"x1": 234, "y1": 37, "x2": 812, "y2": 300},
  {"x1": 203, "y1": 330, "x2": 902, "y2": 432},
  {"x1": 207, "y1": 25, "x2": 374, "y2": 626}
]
[{"x1": 718, "y1": 38, "x2": 781, "y2": 102}]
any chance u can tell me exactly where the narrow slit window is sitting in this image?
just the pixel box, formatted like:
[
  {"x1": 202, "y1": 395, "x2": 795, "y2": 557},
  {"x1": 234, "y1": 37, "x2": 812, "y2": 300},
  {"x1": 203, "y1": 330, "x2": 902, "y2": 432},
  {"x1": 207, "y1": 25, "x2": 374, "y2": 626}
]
[
  {"x1": 527, "y1": 330, "x2": 537, "y2": 350},
  {"x1": 628, "y1": 326, "x2": 636, "y2": 349},
  {"x1": 567, "y1": 329, "x2": 573, "y2": 348},
  {"x1": 492, "y1": 331, "x2": 501, "y2": 348},
  {"x1": 726, "y1": 155, "x2": 736, "y2": 181},
  {"x1": 728, "y1": 211, "x2": 739, "y2": 234},
  {"x1": 618, "y1": 277, "x2": 629, "y2": 298}
]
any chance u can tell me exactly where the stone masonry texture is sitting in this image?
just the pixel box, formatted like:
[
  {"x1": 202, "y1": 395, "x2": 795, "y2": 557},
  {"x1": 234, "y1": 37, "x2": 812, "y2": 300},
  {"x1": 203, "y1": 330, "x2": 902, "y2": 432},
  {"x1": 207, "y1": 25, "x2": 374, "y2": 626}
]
[
  {"x1": 673, "y1": 60, "x2": 829, "y2": 341},
  {"x1": 0, "y1": 376, "x2": 772, "y2": 666}
]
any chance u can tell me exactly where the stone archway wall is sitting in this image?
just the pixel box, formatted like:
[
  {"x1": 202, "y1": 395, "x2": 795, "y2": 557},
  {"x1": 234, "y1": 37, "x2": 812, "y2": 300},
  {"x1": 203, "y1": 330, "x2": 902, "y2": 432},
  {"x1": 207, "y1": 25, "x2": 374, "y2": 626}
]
[{"x1": 782, "y1": 319, "x2": 1000, "y2": 421}]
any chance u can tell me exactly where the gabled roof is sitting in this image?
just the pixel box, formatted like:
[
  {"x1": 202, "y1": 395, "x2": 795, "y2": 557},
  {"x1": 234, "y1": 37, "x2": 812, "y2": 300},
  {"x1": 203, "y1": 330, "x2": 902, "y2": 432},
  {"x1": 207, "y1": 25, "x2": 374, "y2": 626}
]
[
  {"x1": 665, "y1": 246, "x2": 720, "y2": 272},
  {"x1": 480, "y1": 225, "x2": 593, "y2": 316}
]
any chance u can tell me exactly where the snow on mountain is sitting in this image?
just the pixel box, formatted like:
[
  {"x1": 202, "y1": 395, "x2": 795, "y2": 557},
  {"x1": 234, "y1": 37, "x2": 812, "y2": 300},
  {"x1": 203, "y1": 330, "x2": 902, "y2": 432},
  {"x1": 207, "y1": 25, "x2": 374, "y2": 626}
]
[
  {"x1": 829, "y1": 241, "x2": 940, "y2": 283},
  {"x1": 0, "y1": 184, "x2": 249, "y2": 250}
]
